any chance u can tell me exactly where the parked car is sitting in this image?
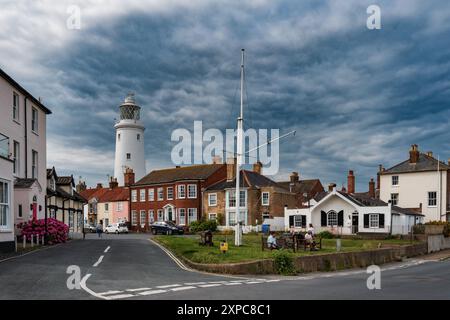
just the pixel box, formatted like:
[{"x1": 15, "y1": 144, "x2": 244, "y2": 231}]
[
  {"x1": 150, "y1": 221, "x2": 184, "y2": 235},
  {"x1": 104, "y1": 223, "x2": 129, "y2": 234},
  {"x1": 84, "y1": 224, "x2": 96, "y2": 233}
]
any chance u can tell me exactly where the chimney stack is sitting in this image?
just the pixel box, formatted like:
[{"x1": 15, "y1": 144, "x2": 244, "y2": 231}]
[
  {"x1": 290, "y1": 172, "x2": 299, "y2": 183},
  {"x1": 377, "y1": 164, "x2": 383, "y2": 191},
  {"x1": 76, "y1": 180, "x2": 87, "y2": 193},
  {"x1": 347, "y1": 170, "x2": 355, "y2": 194},
  {"x1": 124, "y1": 168, "x2": 135, "y2": 187},
  {"x1": 328, "y1": 183, "x2": 337, "y2": 192},
  {"x1": 96, "y1": 183, "x2": 103, "y2": 189},
  {"x1": 109, "y1": 177, "x2": 119, "y2": 189},
  {"x1": 212, "y1": 155, "x2": 222, "y2": 164},
  {"x1": 368, "y1": 178, "x2": 375, "y2": 198},
  {"x1": 226, "y1": 157, "x2": 236, "y2": 181},
  {"x1": 409, "y1": 144, "x2": 419, "y2": 163},
  {"x1": 253, "y1": 161, "x2": 262, "y2": 175},
  {"x1": 448, "y1": 158, "x2": 450, "y2": 166},
  {"x1": 426, "y1": 151, "x2": 433, "y2": 157}
]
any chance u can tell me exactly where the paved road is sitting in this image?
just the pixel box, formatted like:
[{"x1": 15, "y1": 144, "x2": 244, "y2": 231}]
[{"x1": 0, "y1": 233, "x2": 449, "y2": 300}]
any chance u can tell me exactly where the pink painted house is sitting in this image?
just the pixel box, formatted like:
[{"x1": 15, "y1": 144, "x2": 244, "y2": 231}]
[{"x1": 80, "y1": 178, "x2": 130, "y2": 227}]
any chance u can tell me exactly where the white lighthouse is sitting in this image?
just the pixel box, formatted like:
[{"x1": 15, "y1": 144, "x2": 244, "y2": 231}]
[{"x1": 114, "y1": 93, "x2": 146, "y2": 186}]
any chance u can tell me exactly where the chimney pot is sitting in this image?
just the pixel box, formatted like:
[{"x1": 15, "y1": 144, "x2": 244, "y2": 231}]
[
  {"x1": 96, "y1": 183, "x2": 103, "y2": 189},
  {"x1": 124, "y1": 168, "x2": 135, "y2": 187},
  {"x1": 253, "y1": 161, "x2": 262, "y2": 175},
  {"x1": 426, "y1": 151, "x2": 433, "y2": 157},
  {"x1": 347, "y1": 170, "x2": 355, "y2": 194},
  {"x1": 368, "y1": 178, "x2": 375, "y2": 198},
  {"x1": 290, "y1": 171, "x2": 299, "y2": 183},
  {"x1": 409, "y1": 144, "x2": 419, "y2": 163},
  {"x1": 226, "y1": 157, "x2": 236, "y2": 181},
  {"x1": 328, "y1": 183, "x2": 337, "y2": 192},
  {"x1": 109, "y1": 176, "x2": 118, "y2": 189}
]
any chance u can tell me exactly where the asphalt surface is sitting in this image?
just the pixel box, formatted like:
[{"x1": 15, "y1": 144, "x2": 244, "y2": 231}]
[{"x1": 0, "y1": 233, "x2": 449, "y2": 300}]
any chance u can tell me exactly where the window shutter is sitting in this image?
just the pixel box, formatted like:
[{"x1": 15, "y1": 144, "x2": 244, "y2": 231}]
[
  {"x1": 338, "y1": 210, "x2": 344, "y2": 226},
  {"x1": 379, "y1": 214, "x2": 385, "y2": 228},
  {"x1": 289, "y1": 216, "x2": 294, "y2": 228},
  {"x1": 301, "y1": 215, "x2": 307, "y2": 228},
  {"x1": 364, "y1": 214, "x2": 369, "y2": 228},
  {"x1": 321, "y1": 211, "x2": 327, "y2": 227}
]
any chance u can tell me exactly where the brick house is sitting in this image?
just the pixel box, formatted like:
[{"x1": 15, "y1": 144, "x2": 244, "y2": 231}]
[
  {"x1": 129, "y1": 164, "x2": 227, "y2": 231},
  {"x1": 203, "y1": 161, "x2": 298, "y2": 227},
  {"x1": 277, "y1": 172, "x2": 324, "y2": 206},
  {"x1": 79, "y1": 173, "x2": 131, "y2": 227}
]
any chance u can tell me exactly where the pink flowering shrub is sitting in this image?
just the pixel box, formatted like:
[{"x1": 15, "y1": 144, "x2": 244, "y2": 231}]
[{"x1": 17, "y1": 218, "x2": 69, "y2": 245}]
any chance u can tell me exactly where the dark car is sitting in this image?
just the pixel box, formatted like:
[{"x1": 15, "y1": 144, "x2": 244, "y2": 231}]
[{"x1": 150, "y1": 221, "x2": 184, "y2": 235}]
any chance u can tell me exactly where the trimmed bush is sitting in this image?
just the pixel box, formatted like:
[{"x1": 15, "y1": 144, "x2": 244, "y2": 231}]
[
  {"x1": 189, "y1": 219, "x2": 218, "y2": 233},
  {"x1": 318, "y1": 230, "x2": 334, "y2": 239},
  {"x1": 17, "y1": 218, "x2": 69, "y2": 245},
  {"x1": 273, "y1": 250, "x2": 295, "y2": 275}
]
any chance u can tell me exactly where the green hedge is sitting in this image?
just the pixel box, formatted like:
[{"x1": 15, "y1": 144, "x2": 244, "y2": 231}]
[{"x1": 189, "y1": 219, "x2": 218, "y2": 233}]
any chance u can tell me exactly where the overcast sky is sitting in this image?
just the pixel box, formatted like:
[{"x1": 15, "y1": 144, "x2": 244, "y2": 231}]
[{"x1": 1, "y1": 0, "x2": 449, "y2": 190}]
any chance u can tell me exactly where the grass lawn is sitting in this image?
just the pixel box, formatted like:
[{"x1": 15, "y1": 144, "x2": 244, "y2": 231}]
[{"x1": 155, "y1": 234, "x2": 418, "y2": 264}]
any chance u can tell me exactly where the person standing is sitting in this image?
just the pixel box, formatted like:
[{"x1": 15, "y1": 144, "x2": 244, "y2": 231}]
[{"x1": 96, "y1": 222, "x2": 103, "y2": 238}]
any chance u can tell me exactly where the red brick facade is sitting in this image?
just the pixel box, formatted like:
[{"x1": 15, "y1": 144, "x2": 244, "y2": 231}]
[{"x1": 129, "y1": 164, "x2": 227, "y2": 231}]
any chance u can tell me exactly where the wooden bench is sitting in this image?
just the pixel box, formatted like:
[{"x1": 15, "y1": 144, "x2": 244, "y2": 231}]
[
  {"x1": 262, "y1": 234, "x2": 296, "y2": 252},
  {"x1": 262, "y1": 233, "x2": 322, "y2": 252}
]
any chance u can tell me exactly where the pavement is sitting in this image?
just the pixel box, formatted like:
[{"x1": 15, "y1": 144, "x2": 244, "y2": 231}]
[{"x1": 0, "y1": 233, "x2": 450, "y2": 300}]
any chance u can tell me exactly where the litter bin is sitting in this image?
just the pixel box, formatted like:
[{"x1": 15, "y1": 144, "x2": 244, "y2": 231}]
[{"x1": 262, "y1": 224, "x2": 270, "y2": 234}]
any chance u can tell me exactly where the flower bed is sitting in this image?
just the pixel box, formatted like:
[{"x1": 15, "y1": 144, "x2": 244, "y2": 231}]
[{"x1": 17, "y1": 218, "x2": 69, "y2": 245}]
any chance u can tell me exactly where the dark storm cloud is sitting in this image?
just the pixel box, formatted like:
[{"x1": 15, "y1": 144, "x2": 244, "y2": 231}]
[{"x1": 1, "y1": 0, "x2": 449, "y2": 189}]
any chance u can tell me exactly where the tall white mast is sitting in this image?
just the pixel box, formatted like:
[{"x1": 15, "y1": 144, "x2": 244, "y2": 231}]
[{"x1": 235, "y1": 49, "x2": 245, "y2": 246}]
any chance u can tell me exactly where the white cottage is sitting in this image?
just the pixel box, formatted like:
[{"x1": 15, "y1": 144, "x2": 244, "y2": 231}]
[
  {"x1": 0, "y1": 68, "x2": 51, "y2": 252},
  {"x1": 285, "y1": 186, "x2": 423, "y2": 236}
]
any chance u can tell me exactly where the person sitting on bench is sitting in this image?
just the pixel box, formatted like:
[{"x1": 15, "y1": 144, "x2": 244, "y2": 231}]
[
  {"x1": 305, "y1": 230, "x2": 317, "y2": 251},
  {"x1": 267, "y1": 231, "x2": 279, "y2": 250}
]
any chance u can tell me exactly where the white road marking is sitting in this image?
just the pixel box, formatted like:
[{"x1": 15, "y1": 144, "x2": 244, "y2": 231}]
[
  {"x1": 199, "y1": 283, "x2": 222, "y2": 288},
  {"x1": 171, "y1": 286, "x2": 196, "y2": 291},
  {"x1": 107, "y1": 293, "x2": 135, "y2": 300},
  {"x1": 93, "y1": 255, "x2": 104, "y2": 267},
  {"x1": 224, "y1": 282, "x2": 242, "y2": 285},
  {"x1": 184, "y1": 282, "x2": 207, "y2": 285},
  {"x1": 97, "y1": 290, "x2": 123, "y2": 296},
  {"x1": 246, "y1": 281, "x2": 263, "y2": 284},
  {"x1": 157, "y1": 284, "x2": 181, "y2": 289},
  {"x1": 104, "y1": 246, "x2": 111, "y2": 253},
  {"x1": 138, "y1": 289, "x2": 167, "y2": 296},
  {"x1": 126, "y1": 288, "x2": 151, "y2": 292},
  {"x1": 80, "y1": 274, "x2": 109, "y2": 300}
]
